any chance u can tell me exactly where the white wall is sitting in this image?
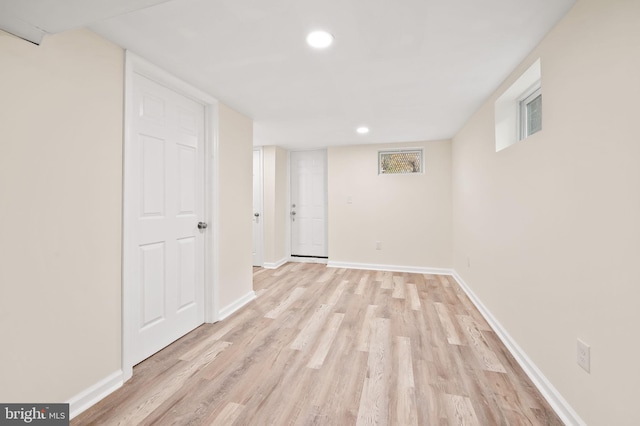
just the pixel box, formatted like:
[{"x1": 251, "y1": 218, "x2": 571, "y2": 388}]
[
  {"x1": 328, "y1": 141, "x2": 452, "y2": 269},
  {"x1": 0, "y1": 29, "x2": 124, "y2": 402},
  {"x1": 218, "y1": 103, "x2": 254, "y2": 310},
  {"x1": 263, "y1": 146, "x2": 289, "y2": 265},
  {"x1": 451, "y1": 0, "x2": 640, "y2": 423}
]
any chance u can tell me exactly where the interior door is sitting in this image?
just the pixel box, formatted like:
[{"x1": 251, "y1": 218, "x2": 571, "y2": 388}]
[
  {"x1": 129, "y1": 73, "x2": 206, "y2": 364},
  {"x1": 252, "y1": 148, "x2": 263, "y2": 266},
  {"x1": 290, "y1": 150, "x2": 328, "y2": 258}
]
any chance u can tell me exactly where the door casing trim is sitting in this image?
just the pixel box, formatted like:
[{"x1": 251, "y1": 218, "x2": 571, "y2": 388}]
[
  {"x1": 122, "y1": 51, "x2": 220, "y2": 381},
  {"x1": 289, "y1": 149, "x2": 328, "y2": 258},
  {"x1": 253, "y1": 147, "x2": 264, "y2": 267}
]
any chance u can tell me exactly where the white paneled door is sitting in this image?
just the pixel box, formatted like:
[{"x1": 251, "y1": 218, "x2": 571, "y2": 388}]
[
  {"x1": 129, "y1": 73, "x2": 206, "y2": 365},
  {"x1": 290, "y1": 150, "x2": 328, "y2": 258},
  {"x1": 252, "y1": 149, "x2": 263, "y2": 266}
]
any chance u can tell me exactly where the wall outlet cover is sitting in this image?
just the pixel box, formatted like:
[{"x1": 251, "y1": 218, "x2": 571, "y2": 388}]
[{"x1": 577, "y1": 339, "x2": 590, "y2": 373}]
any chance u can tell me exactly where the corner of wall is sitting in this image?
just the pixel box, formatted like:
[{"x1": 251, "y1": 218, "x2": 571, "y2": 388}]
[{"x1": 450, "y1": 271, "x2": 585, "y2": 426}]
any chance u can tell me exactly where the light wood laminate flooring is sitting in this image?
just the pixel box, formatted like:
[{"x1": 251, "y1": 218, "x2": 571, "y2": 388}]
[{"x1": 73, "y1": 263, "x2": 563, "y2": 425}]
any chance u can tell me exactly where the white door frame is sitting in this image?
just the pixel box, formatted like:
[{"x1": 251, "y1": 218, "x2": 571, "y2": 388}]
[
  {"x1": 122, "y1": 51, "x2": 220, "y2": 381},
  {"x1": 252, "y1": 147, "x2": 264, "y2": 267},
  {"x1": 289, "y1": 149, "x2": 328, "y2": 261}
]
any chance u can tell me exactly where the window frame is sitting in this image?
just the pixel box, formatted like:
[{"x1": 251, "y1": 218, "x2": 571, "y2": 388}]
[
  {"x1": 378, "y1": 148, "x2": 424, "y2": 175},
  {"x1": 518, "y1": 82, "x2": 542, "y2": 140},
  {"x1": 494, "y1": 58, "x2": 541, "y2": 152}
]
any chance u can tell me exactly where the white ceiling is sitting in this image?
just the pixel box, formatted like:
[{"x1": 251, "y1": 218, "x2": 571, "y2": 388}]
[
  {"x1": 0, "y1": 0, "x2": 173, "y2": 43},
  {"x1": 3, "y1": 0, "x2": 575, "y2": 149}
]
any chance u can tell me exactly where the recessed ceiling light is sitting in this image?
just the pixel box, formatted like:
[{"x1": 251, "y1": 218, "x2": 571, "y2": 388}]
[
  {"x1": 306, "y1": 30, "x2": 334, "y2": 49},
  {"x1": 356, "y1": 127, "x2": 369, "y2": 134}
]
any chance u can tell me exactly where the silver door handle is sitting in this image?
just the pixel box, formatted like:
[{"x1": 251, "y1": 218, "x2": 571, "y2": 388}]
[
  {"x1": 198, "y1": 222, "x2": 208, "y2": 230},
  {"x1": 254, "y1": 213, "x2": 260, "y2": 217}
]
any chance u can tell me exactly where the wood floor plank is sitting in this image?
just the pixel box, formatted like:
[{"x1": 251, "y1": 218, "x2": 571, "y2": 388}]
[
  {"x1": 326, "y1": 280, "x2": 348, "y2": 305},
  {"x1": 357, "y1": 305, "x2": 378, "y2": 352},
  {"x1": 457, "y1": 314, "x2": 507, "y2": 373},
  {"x1": 381, "y1": 272, "x2": 394, "y2": 290},
  {"x1": 391, "y1": 275, "x2": 405, "y2": 299},
  {"x1": 72, "y1": 263, "x2": 563, "y2": 426},
  {"x1": 407, "y1": 283, "x2": 421, "y2": 311},
  {"x1": 396, "y1": 337, "x2": 415, "y2": 390},
  {"x1": 208, "y1": 402, "x2": 244, "y2": 426},
  {"x1": 355, "y1": 274, "x2": 369, "y2": 295},
  {"x1": 434, "y1": 302, "x2": 464, "y2": 345},
  {"x1": 264, "y1": 286, "x2": 306, "y2": 319},
  {"x1": 395, "y1": 336, "x2": 418, "y2": 426},
  {"x1": 446, "y1": 394, "x2": 481, "y2": 426},
  {"x1": 308, "y1": 312, "x2": 345, "y2": 369},
  {"x1": 291, "y1": 303, "x2": 332, "y2": 351},
  {"x1": 356, "y1": 317, "x2": 391, "y2": 426},
  {"x1": 318, "y1": 268, "x2": 336, "y2": 283}
]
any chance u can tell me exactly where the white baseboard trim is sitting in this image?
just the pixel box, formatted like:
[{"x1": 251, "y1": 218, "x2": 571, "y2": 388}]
[
  {"x1": 218, "y1": 291, "x2": 256, "y2": 321},
  {"x1": 290, "y1": 256, "x2": 328, "y2": 264},
  {"x1": 263, "y1": 258, "x2": 288, "y2": 269},
  {"x1": 327, "y1": 261, "x2": 453, "y2": 276},
  {"x1": 67, "y1": 370, "x2": 123, "y2": 419},
  {"x1": 451, "y1": 271, "x2": 585, "y2": 426}
]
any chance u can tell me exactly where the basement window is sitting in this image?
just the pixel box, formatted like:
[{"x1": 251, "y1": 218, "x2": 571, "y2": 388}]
[
  {"x1": 379, "y1": 149, "x2": 423, "y2": 174},
  {"x1": 495, "y1": 58, "x2": 542, "y2": 151},
  {"x1": 519, "y1": 86, "x2": 542, "y2": 139}
]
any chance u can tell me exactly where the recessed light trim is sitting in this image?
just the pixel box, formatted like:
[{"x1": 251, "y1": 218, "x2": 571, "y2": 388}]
[
  {"x1": 306, "y1": 30, "x2": 334, "y2": 49},
  {"x1": 356, "y1": 127, "x2": 369, "y2": 134}
]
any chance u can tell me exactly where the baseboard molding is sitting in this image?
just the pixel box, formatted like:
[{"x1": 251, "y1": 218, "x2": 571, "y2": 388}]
[
  {"x1": 327, "y1": 261, "x2": 453, "y2": 276},
  {"x1": 451, "y1": 271, "x2": 585, "y2": 426},
  {"x1": 289, "y1": 256, "x2": 328, "y2": 264},
  {"x1": 68, "y1": 292, "x2": 256, "y2": 418},
  {"x1": 263, "y1": 258, "x2": 288, "y2": 269},
  {"x1": 67, "y1": 370, "x2": 123, "y2": 419},
  {"x1": 218, "y1": 290, "x2": 256, "y2": 321}
]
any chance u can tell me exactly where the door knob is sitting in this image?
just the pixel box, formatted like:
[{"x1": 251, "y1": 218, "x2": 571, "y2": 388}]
[
  {"x1": 198, "y1": 222, "x2": 208, "y2": 230},
  {"x1": 254, "y1": 212, "x2": 260, "y2": 217},
  {"x1": 291, "y1": 211, "x2": 296, "y2": 216}
]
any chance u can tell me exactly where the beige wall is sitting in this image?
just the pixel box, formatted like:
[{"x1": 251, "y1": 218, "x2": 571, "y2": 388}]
[
  {"x1": 0, "y1": 28, "x2": 255, "y2": 406},
  {"x1": 262, "y1": 146, "x2": 289, "y2": 265},
  {"x1": 328, "y1": 141, "x2": 452, "y2": 269},
  {"x1": 451, "y1": 0, "x2": 640, "y2": 423},
  {"x1": 218, "y1": 104, "x2": 254, "y2": 309},
  {"x1": 0, "y1": 29, "x2": 124, "y2": 402}
]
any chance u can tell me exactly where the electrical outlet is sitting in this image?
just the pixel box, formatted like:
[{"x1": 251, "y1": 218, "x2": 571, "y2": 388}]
[
  {"x1": 467, "y1": 257, "x2": 471, "y2": 268},
  {"x1": 376, "y1": 241, "x2": 382, "y2": 250},
  {"x1": 347, "y1": 195, "x2": 353, "y2": 204},
  {"x1": 577, "y1": 339, "x2": 590, "y2": 373}
]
